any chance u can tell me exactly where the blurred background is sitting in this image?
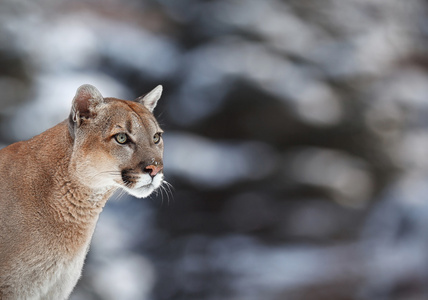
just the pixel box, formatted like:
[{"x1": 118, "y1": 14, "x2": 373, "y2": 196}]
[{"x1": 1, "y1": 0, "x2": 428, "y2": 299}]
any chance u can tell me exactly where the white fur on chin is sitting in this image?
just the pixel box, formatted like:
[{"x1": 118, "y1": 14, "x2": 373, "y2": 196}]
[{"x1": 122, "y1": 173, "x2": 164, "y2": 198}]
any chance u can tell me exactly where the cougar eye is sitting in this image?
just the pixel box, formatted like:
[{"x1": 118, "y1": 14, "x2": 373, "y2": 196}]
[
  {"x1": 153, "y1": 132, "x2": 162, "y2": 144},
  {"x1": 115, "y1": 133, "x2": 128, "y2": 144}
]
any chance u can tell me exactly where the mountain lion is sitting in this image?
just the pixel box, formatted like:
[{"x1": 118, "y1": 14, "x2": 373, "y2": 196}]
[{"x1": 0, "y1": 84, "x2": 165, "y2": 299}]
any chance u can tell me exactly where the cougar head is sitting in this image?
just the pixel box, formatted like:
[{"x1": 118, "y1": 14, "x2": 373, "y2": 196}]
[{"x1": 68, "y1": 84, "x2": 164, "y2": 198}]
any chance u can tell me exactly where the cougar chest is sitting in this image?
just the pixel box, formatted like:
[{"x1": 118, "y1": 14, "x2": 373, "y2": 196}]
[{"x1": 25, "y1": 243, "x2": 90, "y2": 300}]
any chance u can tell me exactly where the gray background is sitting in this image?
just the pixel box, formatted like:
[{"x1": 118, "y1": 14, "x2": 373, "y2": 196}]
[{"x1": 1, "y1": 1, "x2": 428, "y2": 299}]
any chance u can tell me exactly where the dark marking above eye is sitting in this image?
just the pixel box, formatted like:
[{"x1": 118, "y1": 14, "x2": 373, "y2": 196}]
[{"x1": 126, "y1": 119, "x2": 133, "y2": 134}]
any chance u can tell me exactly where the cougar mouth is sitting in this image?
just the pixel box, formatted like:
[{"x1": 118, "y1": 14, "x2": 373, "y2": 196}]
[
  {"x1": 120, "y1": 169, "x2": 163, "y2": 198},
  {"x1": 121, "y1": 170, "x2": 145, "y2": 188}
]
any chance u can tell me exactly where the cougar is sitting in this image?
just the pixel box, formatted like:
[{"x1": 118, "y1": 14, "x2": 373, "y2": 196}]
[{"x1": 0, "y1": 84, "x2": 165, "y2": 299}]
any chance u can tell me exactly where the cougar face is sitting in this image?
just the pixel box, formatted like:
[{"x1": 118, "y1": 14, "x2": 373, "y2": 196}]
[{"x1": 69, "y1": 84, "x2": 164, "y2": 198}]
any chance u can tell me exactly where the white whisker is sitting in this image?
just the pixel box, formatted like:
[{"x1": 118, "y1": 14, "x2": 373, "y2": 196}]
[
  {"x1": 116, "y1": 188, "x2": 127, "y2": 200},
  {"x1": 159, "y1": 179, "x2": 174, "y2": 206}
]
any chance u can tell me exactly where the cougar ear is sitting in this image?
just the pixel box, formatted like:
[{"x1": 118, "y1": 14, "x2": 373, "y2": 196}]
[
  {"x1": 71, "y1": 84, "x2": 104, "y2": 126},
  {"x1": 136, "y1": 85, "x2": 163, "y2": 113}
]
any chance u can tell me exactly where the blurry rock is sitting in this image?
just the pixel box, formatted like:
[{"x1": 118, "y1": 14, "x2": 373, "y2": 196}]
[
  {"x1": 164, "y1": 131, "x2": 278, "y2": 188},
  {"x1": 281, "y1": 199, "x2": 364, "y2": 241},
  {"x1": 221, "y1": 193, "x2": 278, "y2": 234},
  {"x1": 284, "y1": 148, "x2": 374, "y2": 208},
  {"x1": 89, "y1": 253, "x2": 155, "y2": 300},
  {"x1": 0, "y1": 76, "x2": 29, "y2": 111}
]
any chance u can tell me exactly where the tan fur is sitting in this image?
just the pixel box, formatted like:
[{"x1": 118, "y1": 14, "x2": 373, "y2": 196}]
[{"x1": 0, "y1": 85, "x2": 164, "y2": 299}]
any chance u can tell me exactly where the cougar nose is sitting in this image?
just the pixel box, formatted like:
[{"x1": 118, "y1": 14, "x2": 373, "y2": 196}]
[{"x1": 144, "y1": 164, "x2": 163, "y2": 177}]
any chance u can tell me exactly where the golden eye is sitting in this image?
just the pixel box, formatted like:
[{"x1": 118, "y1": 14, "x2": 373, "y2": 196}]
[
  {"x1": 115, "y1": 133, "x2": 128, "y2": 144},
  {"x1": 153, "y1": 132, "x2": 162, "y2": 144}
]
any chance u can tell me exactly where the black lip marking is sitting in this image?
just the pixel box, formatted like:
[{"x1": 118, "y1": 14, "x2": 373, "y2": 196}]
[{"x1": 121, "y1": 169, "x2": 135, "y2": 187}]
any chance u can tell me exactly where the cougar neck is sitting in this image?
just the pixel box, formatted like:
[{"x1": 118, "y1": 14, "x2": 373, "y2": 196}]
[{"x1": 32, "y1": 120, "x2": 114, "y2": 225}]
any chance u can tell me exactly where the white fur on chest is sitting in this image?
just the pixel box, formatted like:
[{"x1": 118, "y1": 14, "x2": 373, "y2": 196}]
[
  {"x1": 41, "y1": 249, "x2": 87, "y2": 300},
  {"x1": 14, "y1": 247, "x2": 88, "y2": 300}
]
